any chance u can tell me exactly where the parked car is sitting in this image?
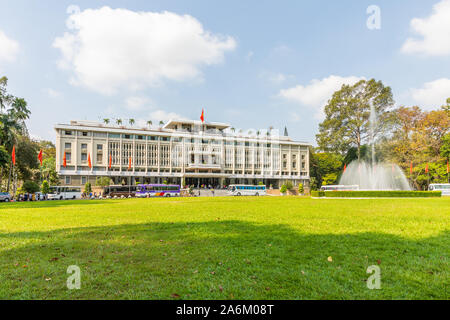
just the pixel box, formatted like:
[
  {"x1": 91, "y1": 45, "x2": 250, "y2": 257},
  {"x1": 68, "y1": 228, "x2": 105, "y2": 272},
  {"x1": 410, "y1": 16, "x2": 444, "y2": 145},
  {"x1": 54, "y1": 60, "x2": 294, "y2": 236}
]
[{"x1": 0, "y1": 192, "x2": 11, "y2": 202}]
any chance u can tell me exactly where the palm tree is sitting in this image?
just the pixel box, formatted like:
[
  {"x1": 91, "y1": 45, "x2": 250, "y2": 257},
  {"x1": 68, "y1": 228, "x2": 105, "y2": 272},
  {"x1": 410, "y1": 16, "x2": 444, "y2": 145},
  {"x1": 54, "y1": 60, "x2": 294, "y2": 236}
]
[
  {"x1": 159, "y1": 120, "x2": 164, "y2": 127},
  {"x1": 116, "y1": 119, "x2": 122, "y2": 126},
  {"x1": 103, "y1": 118, "x2": 110, "y2": 125},
  {"x1": 256, "y1": 130, "x2": 261, "y2": 137},
  {"x1": 231, "y1": 127, "x2": 235, "y2": 133},
  {"x1": 146, "y1": 120, "x2": 152, "y2": 128},
  {"x1": 129, "y1": 118, "x2": 135, "y2": 126}
]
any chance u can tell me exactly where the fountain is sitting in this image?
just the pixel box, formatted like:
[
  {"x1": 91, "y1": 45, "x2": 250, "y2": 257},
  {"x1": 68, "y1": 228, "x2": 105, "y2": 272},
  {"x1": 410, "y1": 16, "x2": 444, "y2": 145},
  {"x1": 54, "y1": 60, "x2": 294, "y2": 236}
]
[{"x1": 338, "y1": 100, "x2": 411, "y2": 191}]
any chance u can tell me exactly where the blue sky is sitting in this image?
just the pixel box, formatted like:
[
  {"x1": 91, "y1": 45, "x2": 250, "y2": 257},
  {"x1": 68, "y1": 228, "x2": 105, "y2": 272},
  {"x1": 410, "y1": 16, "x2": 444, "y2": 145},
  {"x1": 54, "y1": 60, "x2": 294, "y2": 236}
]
[{"x1": 0, "y1": 0, "x2": 449, "y2": 144}]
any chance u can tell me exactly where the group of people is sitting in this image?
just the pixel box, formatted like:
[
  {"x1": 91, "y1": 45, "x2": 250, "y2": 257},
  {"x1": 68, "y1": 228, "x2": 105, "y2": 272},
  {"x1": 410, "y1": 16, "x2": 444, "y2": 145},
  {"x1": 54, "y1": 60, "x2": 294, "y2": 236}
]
[{"x1": 17, "y1": 193, "x2": 46, "y2": 201}]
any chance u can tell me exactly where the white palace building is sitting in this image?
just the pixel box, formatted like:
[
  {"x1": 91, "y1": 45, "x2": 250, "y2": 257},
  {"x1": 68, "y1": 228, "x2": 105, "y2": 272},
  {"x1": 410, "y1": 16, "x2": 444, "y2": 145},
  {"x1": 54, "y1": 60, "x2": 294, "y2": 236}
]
[{"x1": 55, "y1": 119, "x2": 311, "y2": 189}]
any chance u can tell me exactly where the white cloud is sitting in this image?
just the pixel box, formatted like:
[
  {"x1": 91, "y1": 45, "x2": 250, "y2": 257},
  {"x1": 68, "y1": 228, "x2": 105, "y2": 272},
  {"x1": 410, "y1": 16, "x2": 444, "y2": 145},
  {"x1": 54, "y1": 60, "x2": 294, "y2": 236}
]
[
  {"x1": 278, "y1": 75, "x2": 364, "y2": 119},
  {"x1": 401, "y1": 0, "x2": 450, "y2": 56},
  {"x1": 125, "y1": 96, "x2": 151, "y2": 111},
  {"x1": 409, "y1": 78, "x2": 450, "y2": 110},
  {"x1": 149, "y1": 110, "x2": 185, "y2": 123},
  {"x1": 0, "y1": 30, "x2": 19, "y2": 64},
  {"x1": 53, "y1": 6, "x2": 237, "y2": 95},
  {"x1": 43, "y1": 88, "x2": 63, "y2": 98}
]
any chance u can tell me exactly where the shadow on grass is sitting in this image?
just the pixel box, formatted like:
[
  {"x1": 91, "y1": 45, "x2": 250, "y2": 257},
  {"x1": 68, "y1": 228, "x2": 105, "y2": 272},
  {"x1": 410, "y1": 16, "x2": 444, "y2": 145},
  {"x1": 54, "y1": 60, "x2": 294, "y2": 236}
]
[{"x1": 0, "y1": 220, "x2": 448, "y2": 300}]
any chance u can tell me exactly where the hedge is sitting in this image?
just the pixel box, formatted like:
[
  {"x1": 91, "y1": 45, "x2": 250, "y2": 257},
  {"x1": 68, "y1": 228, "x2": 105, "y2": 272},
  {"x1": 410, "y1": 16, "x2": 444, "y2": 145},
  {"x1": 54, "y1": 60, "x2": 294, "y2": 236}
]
[
  {"x1": 311, "y1": 190, "x2": 325, "y2": 198},
  {"x1": 313, "y1": 191, "x2": 442, "y2": 198}
]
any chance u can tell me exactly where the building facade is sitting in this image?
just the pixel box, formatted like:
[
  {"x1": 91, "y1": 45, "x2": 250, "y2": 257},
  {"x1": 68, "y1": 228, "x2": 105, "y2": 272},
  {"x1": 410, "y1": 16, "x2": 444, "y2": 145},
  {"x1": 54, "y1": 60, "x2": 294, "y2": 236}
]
[{"x1": 55, "y1": 119, "x2": 310, "y2": 189}]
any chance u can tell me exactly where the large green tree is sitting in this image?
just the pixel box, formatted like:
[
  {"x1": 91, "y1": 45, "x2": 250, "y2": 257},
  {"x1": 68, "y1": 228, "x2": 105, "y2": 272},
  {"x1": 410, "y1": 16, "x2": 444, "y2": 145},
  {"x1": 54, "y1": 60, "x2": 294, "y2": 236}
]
[{"x1": 316, "y1": 79, "x2": 395, "y2": 159}]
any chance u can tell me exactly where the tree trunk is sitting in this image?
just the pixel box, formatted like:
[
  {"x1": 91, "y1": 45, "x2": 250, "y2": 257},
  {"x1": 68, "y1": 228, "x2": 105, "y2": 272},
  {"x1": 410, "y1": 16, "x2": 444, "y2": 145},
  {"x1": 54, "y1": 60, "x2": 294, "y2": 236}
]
[
  {"x1": 6, "y1": 159, "x2": 12, "y2": 192},
  {"x1": 0, "y1": 166, "x2": 3, "y2": 190}
]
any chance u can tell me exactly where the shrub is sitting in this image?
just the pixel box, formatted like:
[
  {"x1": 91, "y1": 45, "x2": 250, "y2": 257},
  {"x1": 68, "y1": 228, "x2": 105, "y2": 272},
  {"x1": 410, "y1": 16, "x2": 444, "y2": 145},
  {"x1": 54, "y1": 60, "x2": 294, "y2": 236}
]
[
  {"x1": 41, "y1": 180, "x2": 50, "y2": 194},
  {"x1": 298, "y1": 183, "x2": 304, "y2": 194},
  {"x1": 85, "y1": 182, "x2": 92, "y2": 194},
  {"x1": 22, "y1": 180, "x2": 40, "y2": 193},
  {"x1": 285, "y1": 181, "x2": 293, "y2": 190},
  {"x1": 311, "y1": 190, "x2": 325, "y2": 197},
  {"x1": 280, "y1": 184, "x2": 288, "y2": 194},
  {"x1": 323, "y1": 191, "x2": 441, "y2": 198},
  {"x1": 96, "y1": 177, "x2": 111, "y2": 188}
]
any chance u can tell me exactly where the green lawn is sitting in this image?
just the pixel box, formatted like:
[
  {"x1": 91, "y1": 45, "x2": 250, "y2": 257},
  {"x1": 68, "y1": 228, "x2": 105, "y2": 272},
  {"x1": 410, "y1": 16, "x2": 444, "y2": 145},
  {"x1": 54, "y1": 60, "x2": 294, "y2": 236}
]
[{"x1": 0, "y1": 196, "x2": 448, "y2": 300}]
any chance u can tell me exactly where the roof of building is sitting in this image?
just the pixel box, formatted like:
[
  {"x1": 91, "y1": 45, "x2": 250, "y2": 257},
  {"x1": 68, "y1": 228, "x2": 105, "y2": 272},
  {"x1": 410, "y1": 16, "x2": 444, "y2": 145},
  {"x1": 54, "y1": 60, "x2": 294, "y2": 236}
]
[{"x1": 163, "y1": 119, "x2": 230, "y2": 130}]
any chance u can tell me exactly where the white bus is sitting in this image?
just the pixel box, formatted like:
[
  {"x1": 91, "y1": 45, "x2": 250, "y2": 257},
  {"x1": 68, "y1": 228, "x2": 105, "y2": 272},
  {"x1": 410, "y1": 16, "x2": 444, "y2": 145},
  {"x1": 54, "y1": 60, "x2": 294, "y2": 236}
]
[
  {"x1": 47, "y1": 186, "x2": 82, "y2": 200},
  {"x1": 320, "y1": 185, "x2": 359, "y2": 191},
  {"x1": 228, "y1": 185, "x2": 267, "y2": 196},
  {"x1": 429, "y1": 183, "x2": 450, "y2": 196}
]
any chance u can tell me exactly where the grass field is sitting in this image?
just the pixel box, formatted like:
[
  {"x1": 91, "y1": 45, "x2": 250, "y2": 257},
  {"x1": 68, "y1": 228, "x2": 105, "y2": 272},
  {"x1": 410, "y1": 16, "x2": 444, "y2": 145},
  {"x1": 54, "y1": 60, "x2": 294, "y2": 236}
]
[{"x1": 0, "y1": 196, "x2": 448, "y2": 300}]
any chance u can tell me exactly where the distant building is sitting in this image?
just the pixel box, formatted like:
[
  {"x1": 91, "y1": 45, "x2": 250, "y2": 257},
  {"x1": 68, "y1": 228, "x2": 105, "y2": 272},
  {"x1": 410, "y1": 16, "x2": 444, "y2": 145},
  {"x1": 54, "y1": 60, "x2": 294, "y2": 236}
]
[{"x1": 54, "y1": 119, "x2": 310, "y2": 188}]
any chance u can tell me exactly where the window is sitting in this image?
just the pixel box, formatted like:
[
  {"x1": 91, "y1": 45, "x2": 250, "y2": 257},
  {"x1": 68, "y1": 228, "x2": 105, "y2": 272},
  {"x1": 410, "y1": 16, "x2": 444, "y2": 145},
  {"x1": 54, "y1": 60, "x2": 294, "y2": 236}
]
[
  {"x1": 136, "y1": 135, "x2": 144, "y2": 140},
  {"x1": 82, "y1": 132, "x2": 88, "y2": 137},
  {"x1": 81, "y1": 153, "x2": 87, "y2": 161},
  {"x1": 65, "y1": 176, "x2": 71, "y2": 184},
  {"x1": 292, "y1": 162, "x2": 296, "y2": 168},
  {"x1": 161, "y1": 137, "x2": 170, "y2": 142},
  {"x1": 81, "y1": 143, "x2": 87, "y2": 149},
  {"x1": 65, "y1": 143, "x2": 71, "y2": 149},
  {"x1": 123, "y1": 134, "x2": 132, "y2": 139},
  {"x1": 108, "y1": 133, "x2": 120, "y2": 139},
  {"x1": 64, "y1": 130, "x2": 72, "y2": 136},
  {"x1": 97, "y1": 144, "x2": 103, "y2": 150},
  {"x1": 66, "y1": 153, "x2": 72, "y2": 161},
  {"x1": 149, "y1": 136, "x2": 158, "y2": 141},
  {"x1": 97, "y1": 154, "x2": 102, "y2": 162},
  {"x1": 81, "y1": 177, "x2": 87, "y2": 185}
]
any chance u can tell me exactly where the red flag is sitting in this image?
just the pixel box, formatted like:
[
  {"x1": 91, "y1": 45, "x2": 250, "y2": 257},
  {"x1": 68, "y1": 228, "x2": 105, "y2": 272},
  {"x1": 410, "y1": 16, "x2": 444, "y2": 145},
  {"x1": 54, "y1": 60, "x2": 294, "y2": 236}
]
[
  {"x1": 63, "y1": 152, "x2": 67, "y2": 168},
  {"x1": 11, "y1": 146, "x2": 16, "y2": 166},
  {"x1": 88, "y1": 153, "x2": 92, "y2": 169},
  {"x1": 343, "y1": 164, "x2": 346, "y2": 172},
  {"x1": 109, "y1": 154, "x2": 112, "y2": 169},
  {"x1": 128, "y1": 156, "x2": 132, "y2": 170},
  {"x1": 38, "y1": 149, "x2": 43, "y2": 166},
  {"x1": 200, "y1": 109, "x2": 204, "y2": 123},
  {"x1": 425, "y1": 163, "x2": 429, "y2": 174},
  {"x1": 410, "y1": 161, "x2": 413, "y2": 174}
]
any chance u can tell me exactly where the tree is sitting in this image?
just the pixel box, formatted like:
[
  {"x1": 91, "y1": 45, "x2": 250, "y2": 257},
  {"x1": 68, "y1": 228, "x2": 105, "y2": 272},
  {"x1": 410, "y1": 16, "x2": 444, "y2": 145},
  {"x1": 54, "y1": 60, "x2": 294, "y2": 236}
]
[
  {"x1": 285, "y1": 181, "x2": 293, "y2": 190},
  {"x1": 344, "y1": 145, "x2": 369, "y2": 165},
  {"x1": 41, "y1": 180, "x2": 50, "y2": 195},
  {"x1": 316, "y1": 79, "x2": 395, "y2": 158},
  {"x1": 0, "y1": 77, "x2": 14, "y2": 111},
  {"x1": 85, "y1": 182, "x2": 92, "y2": 194},
  {"x1": 129, "y1": 119, "x2": 135, "y2": 126},
  {"x1": 280, "y1": 184, "x2": 287, "y2": 194},
  {"x1": 0, "y1": 145, "x2": 9, "y2": 190},
  {"x1": 441, "y1": 133, "x2": 450, "y2": 160},
  {"x1": 95, "y1": 176, "x2": 111, "y2": 188},
  {"x1": 146, "y1": 120, "x2": 152, "y2": 127},
  {"x1": 38, "y1": 140, "x2": 56, "y2": 159},
  {"x1": 103, "y1": 118, "x2": 110, "y2": 125},
  {"x1": 15, "y1": 136, "x2": 39, "y2": 181},
  {"x1": 41, "y1": 157, "x2": 59, "y2": 185},
  {"x1": 159, "y1": 121, "x2": 164, "y2": 127},
  {"x1": 309, "y1": 148, "x2": 344, "y2": 188},
  {"x1": 116, "y1": 119, "x2": 122, "y2": 126},
  {"x1": 22, "y1": 180, "x2": 40, "y2": 193},
  {"x1": 298, "y1": 183, "x2": 304, "y2": 194}
]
